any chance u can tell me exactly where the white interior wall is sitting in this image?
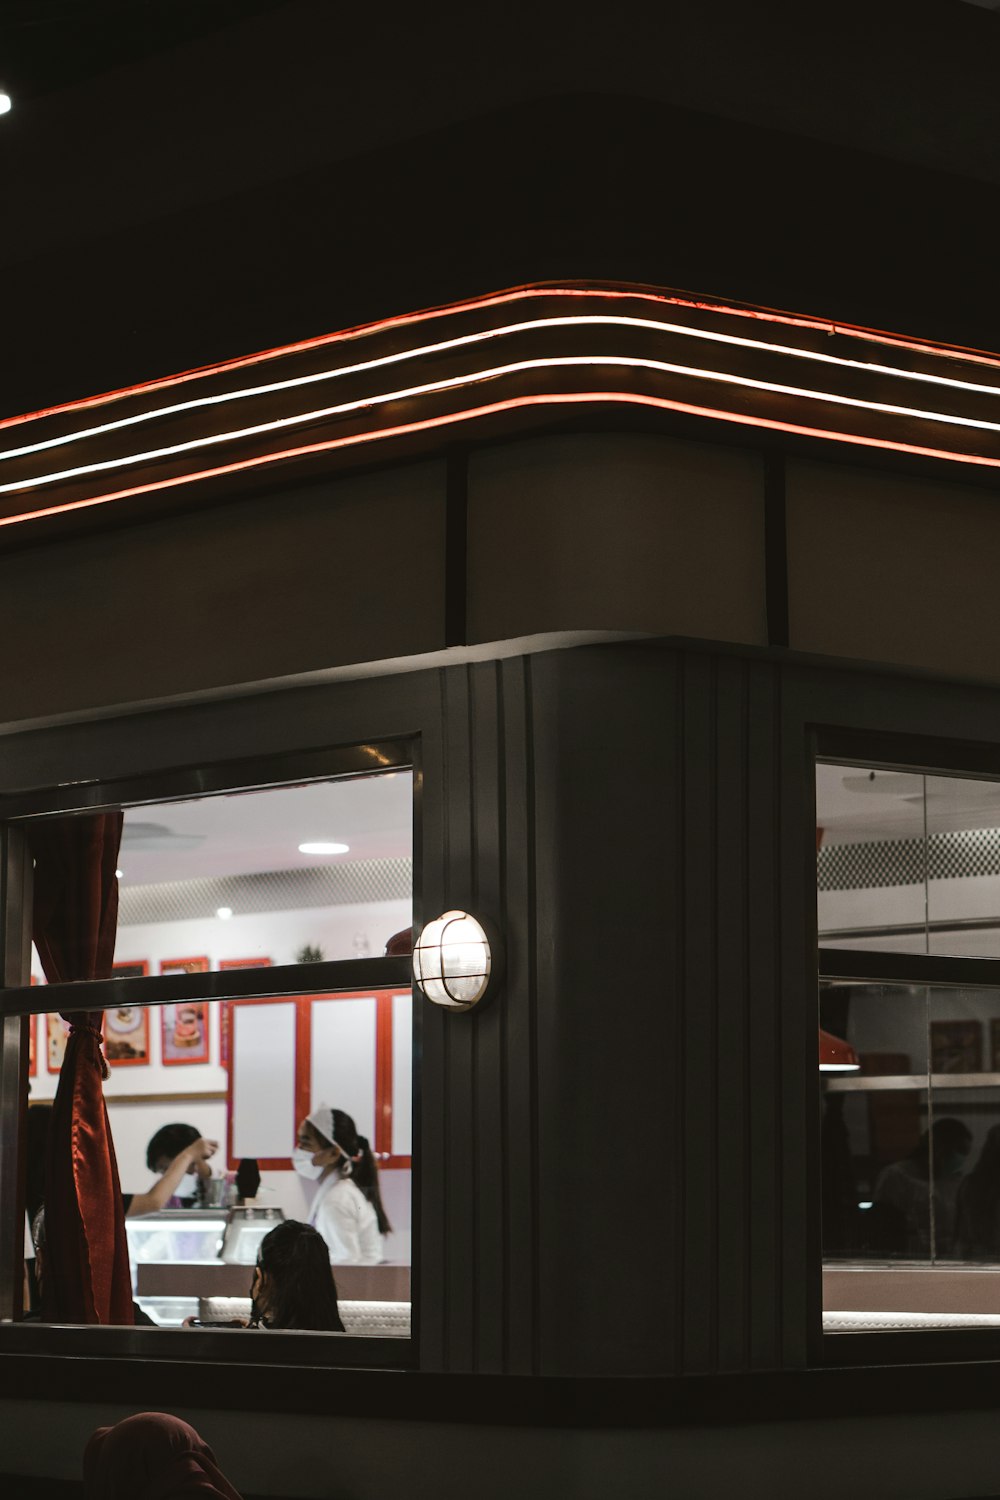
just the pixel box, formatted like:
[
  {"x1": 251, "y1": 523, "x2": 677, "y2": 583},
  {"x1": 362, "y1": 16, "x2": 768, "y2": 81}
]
[
  {"x1": 819, "y1": 874, "x2": 1000, "y2": 956},
  {"x1": 28, "y1": 898, "x2": 413, "y2": 1260}
]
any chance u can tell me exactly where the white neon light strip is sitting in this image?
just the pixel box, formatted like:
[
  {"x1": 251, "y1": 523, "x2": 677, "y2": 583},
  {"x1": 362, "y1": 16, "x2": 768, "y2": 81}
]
[
  {"x1": 2, "y1": 350, "x2": 998, "y2": 498},
  {"x1": 3, "y1": 311, "x2": 1000, "y2": 471}
]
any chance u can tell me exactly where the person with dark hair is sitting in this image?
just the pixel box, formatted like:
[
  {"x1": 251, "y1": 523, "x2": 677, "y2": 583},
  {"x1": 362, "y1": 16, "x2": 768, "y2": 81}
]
[
  {"x1": 249, "y1": 1219, "x2": 345, "y2": 1331},
  {"x1": 956, "y1": 1123, "x2": 1000, "y2": 1259},
  {"x1": 124, "y1": 1122, "x2": 218, "y2": 1218},
  {"x1": 83, "y1": 1412, "x2": 242, "y2": 1499},
  {"x1": 293, "y1": 1103, "x2": 390, "y2": 1263},
  {"x1": 872, "y1": 1117, "x2": 973, "y2": 1257}
]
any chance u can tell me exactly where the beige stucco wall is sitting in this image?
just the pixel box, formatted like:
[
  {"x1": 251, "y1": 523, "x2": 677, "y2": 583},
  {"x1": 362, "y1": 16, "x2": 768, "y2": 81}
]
[
  {"x1": 467, "y1": 433, "x2": 767, "y2": 648},
  {"x1": 0, "y1": 462, "x2": 447, "y2": 726},
  {"x1": 787, "y1": 460, "x2": 1000, "y2": 682}
]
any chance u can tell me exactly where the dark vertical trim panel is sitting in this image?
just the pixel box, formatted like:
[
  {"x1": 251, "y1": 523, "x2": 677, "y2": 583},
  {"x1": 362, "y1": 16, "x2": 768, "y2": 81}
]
[
  {"x1": 680, "y1": 653, "x2": 719, "y2": 1373},
  {"x1": 444, "y1": 449, "x2": 469, "y2": 649},
  {"x1": 529, "y1": 646, "x2": 677, "y2": 1375},
  {"x1": 764, "y1": 454, "x2": 789, "y2": 649},
  {"x1": 745, "y1": 659, "x2": 783, "y2": 1369},
  {"x1": 713, "y1": 655, "x2": 751, "y2": 1371},
  {"x1": 0, "y1": 827, "x2": 31, "y2": 1320},
  {"x1": 499, "y1": 655, "x2": 540, "y2": 1375},
  {"x1": 415, "y1": 672, "x2": 448, "y2": 1373},
  {"x1": 441, "y1": 667, "x2": 476, "y2": 1371},
  {"x1": 777, "y1": 664, "x2": 813, "y2": 1369},
  {"x1": 469, "y1": 662, "x2": 506, "y2": 1373}
]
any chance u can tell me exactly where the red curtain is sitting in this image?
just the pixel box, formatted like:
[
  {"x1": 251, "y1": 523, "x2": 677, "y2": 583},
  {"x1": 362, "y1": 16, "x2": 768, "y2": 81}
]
[{"x1": 31, "y1": 812, "x2": 133, "y2": 1325}]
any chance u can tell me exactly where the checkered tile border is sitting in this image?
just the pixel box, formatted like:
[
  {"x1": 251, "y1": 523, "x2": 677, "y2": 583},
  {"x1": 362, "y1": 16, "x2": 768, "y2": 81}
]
[{"x1": 818, "y1": 829, "x2": 1000, "y2": 891}]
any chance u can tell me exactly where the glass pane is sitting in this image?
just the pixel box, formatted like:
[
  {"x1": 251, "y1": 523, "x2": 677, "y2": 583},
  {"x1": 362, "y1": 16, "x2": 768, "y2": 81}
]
[
  {"x1": 822, "y1": 979, "x2": 1000, "y2": 1332},
  {"x1": 925, "y1": 773, "x2": 1000, "y2": 958},
  {"x1": 816, "y1": 763, "x2": 930, "y2": 954},
  {"x1": 27, "y1": 768, "x2": 413, "y2": 982},
  {"x1": 817, "y1": 761, "x2": 1000, "y2": 959},
  {"x1": 25, "y1": 988, "x2": 412, "y2": 1334},
  {"x1": 929, "y1": 985, "x2": 1000, "y2": 1264},
  {"x1": 820, "y1": 983, "x2": 930, "y2": 1261}
]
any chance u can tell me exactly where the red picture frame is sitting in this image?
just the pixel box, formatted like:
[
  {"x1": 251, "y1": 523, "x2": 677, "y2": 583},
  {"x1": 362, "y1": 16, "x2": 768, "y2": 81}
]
[
  {"x1": 103, "y1": 1006, "x2": 151, "y2": 1066},
  {"x1": 161, "y1": 1002, "x2": 210, "y2": 1065},
  {"x1": 112, "y1": 960, "x2": 149, "y2": 980},
  {"x1": 226, "y1": 989, "x2": 410, "y2": 1170},
  {"x1": 160, "y1": 956, "x2": 209, "y2": 976},
  {"x1": 219, "y1": 959, "x2": 272, "y2": 1070},
  {"x1": 46, "y1": 1014, "x2": 71, "y2": 1073}
]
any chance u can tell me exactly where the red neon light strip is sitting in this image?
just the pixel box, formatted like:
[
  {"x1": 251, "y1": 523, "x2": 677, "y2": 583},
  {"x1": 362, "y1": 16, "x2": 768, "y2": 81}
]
[
  {"x1": 7, "y1": 347, "x2": 1000, "y2": 498},
  {"x1": 2, "y1": 389, "x2": 999, "y2": 533},
  {"x1": 6, "y1": 284, "x2": 1000, "y2": 435},
  {"x1": 8, "y1": 311, "x2": 1000, "y2": 471}
]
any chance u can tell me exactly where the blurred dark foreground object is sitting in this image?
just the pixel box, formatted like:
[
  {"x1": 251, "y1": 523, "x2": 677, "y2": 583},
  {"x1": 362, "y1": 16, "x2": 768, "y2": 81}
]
[
  {"x1": 235, "y1": 1158, "x2": 260, "y2": 1203},
  {"x1": 83, "y1": 1412, "x2": 242, "y2": 1499}
]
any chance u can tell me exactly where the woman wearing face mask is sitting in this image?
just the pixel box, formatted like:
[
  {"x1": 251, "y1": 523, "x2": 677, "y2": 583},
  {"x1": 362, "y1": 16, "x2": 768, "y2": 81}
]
[
  {"x1": 292, "y1": 1105, "x2": 391, "y2": 1264},
  {"x1": 124, "y1": 1123, "x2": 218, "y2": 1218}
]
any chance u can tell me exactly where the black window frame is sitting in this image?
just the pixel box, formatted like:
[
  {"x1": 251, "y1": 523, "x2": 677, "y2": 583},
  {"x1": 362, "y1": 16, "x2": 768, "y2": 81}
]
[
  {"x1": 815, "y1": 726, "x2": 1000, "y2": 1366},
  {"x1": 0, "y1": 734, "x2": 418, "y2": 1375}
]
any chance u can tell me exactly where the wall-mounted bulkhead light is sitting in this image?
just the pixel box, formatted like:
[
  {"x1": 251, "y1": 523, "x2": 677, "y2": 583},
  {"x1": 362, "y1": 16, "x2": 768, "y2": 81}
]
[{"x1": 412, "y1": 911, "x2": 500, "y2": 1011}]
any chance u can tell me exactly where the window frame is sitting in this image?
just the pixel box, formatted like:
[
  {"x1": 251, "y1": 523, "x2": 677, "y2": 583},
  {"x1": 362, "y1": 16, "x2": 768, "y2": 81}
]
[
  {"x1": 0, "y1": 734, "x2": 418, "y2": 1373},
  {"x1": 815, "y1": 727, "x2": 1000, "y2": 1366}
]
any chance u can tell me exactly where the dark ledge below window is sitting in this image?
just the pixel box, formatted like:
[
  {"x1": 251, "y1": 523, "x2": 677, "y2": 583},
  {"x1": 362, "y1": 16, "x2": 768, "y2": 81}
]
[{"x1": 5, "y1": 1347, "x2": 1000, "y2": 1427}]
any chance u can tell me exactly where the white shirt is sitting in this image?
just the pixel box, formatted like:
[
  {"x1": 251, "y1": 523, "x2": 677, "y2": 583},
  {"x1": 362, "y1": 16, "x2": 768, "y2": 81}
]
[{"x1": 308, "y1": 1173, "x2": 381, "y2": 1265}]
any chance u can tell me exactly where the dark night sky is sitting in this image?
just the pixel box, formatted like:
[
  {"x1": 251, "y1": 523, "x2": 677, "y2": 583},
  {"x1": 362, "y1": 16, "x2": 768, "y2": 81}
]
[{"x1": 2, "y1": 0, "x2": 1000, "y2": 415}]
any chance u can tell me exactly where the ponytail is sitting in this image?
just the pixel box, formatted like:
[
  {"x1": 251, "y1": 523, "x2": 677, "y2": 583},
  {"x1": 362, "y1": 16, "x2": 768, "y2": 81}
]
[
  {"x1": 327, "y1": 1109, "x2": 393, "y2": 1236},
  {"x1": 351, "y1": 1133, "x2": 392, "y2": 1236}
]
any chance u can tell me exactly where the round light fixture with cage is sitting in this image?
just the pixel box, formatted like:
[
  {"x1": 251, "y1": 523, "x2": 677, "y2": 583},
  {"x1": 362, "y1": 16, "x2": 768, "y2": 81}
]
[{"x1": 412, "y1": 910, "x2": 499, "y2": 1011}]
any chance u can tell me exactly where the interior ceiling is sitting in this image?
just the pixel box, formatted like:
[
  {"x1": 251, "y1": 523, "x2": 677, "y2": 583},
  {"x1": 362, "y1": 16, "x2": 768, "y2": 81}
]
[
  {"x1": 118, "y1": 771, "x2": 412, "y2": 887},
  {"x1": 817, "y1": 764, "x2": 1000, "y2": 845}
]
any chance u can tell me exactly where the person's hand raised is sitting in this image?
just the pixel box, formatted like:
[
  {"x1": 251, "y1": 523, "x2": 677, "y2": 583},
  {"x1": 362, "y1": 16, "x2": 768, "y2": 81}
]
[{"x1": 188, "y1": 1138, "x2": 218, "y2": 1176}]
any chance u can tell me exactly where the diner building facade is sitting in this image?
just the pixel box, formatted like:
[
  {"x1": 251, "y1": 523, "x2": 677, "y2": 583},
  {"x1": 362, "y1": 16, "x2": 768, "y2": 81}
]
[{"x1": 5, "y1": 2, "x2": 1000, "y2": 1496}]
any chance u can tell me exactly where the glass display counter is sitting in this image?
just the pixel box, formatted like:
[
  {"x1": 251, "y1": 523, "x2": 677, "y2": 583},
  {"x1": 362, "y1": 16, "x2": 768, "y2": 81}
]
[
  {"x1": 125, "y1": 1207, "x2": 411, "y2": 1330},
  {"x1": 125, "y1": 1206, "x2": 283, "y2": 1326}
]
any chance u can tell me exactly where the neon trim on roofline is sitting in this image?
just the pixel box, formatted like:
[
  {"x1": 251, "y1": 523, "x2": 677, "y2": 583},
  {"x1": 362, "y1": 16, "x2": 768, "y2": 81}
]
[
  {"x1": 3, "y1": 389, "x2": 1000, "y2": 533},
  {"x1": 4, "y1": 349, "x2": 1000, "y2": 498},
  {"x1": 5, "y1": 282, "x2": 1000, "y2": 435},
  {"x1": 4, "y1": 312, "x2": 1000, "y2": 468}
]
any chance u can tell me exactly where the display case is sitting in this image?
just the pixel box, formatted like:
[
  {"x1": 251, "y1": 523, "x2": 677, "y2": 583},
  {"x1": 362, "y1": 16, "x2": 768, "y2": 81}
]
[{"x1": 125, "y1": 1207, "x2": 282, "y2": 1326}]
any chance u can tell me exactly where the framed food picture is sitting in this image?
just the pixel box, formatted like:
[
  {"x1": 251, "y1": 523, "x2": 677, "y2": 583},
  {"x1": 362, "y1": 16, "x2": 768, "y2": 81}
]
[
  {"x1": 112, "y1": 960, "x2": 149, "y2": 980},
  {"x1": 47, "y1": 1014, "x2": 71, "y2": 1073},
  {"x1": 930, "y1": 1019, "x2": 982, "y2": 1074},
  {"x1": 160, "y1": 956, "x2": 209, "y2": 977},
  {"x1": 219, "y1": 959, "x2": 271, "y2": 1070},
  {"x1": 103, "y1": 1005, "x2": 151, "y2": 1066},
  {"x1": 27, "y1": 1013, "x2": 36, "y2": 1076},
  {"x1": 161, "y1": 1002, "x2": 210, "y2": 1065}
]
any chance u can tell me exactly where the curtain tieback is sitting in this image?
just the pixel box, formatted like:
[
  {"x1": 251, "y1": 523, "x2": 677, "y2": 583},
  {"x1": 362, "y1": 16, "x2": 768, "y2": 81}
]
[{"x1": 68, "y1": 1020, "x2": 110, "y2": 1079}]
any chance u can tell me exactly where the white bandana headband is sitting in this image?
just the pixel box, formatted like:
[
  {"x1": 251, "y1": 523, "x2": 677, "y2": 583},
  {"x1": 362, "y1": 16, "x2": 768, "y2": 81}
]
[{"x1": 307, "y1": 1103, "x2": 335, "y2": 1145}]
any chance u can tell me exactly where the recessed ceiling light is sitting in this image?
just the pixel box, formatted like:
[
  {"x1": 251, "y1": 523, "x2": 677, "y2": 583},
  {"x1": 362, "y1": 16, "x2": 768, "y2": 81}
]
[
  {"x1": 0, "y1": 95, "x2": 12, "y2": 116},
  {"x1": 115, "y1": 868, "x2": 124, "y2": 879},
  {"x1": 216, "y1": 906, "x2": 233, "y2": 920},
  {"x1": 298, "y1": 841, "x2": 349, "y2": 855}
]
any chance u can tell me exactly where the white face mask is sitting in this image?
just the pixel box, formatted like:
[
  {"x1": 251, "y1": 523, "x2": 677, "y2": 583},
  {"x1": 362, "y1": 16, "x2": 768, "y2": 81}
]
[
  {"x1": 292, "y1": 1147, "x2": 324, "y2": 1181},
  {"x1": 175, "y1": 1171, "x2": 200, "y2": 1199}
]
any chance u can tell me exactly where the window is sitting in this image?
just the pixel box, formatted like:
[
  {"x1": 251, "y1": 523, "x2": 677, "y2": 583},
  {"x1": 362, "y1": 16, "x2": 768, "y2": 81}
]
[
  {"x1": 818, "y1": 758, "x2": 1000, "y2": 1334},
  {"x1": 3, "y1": 747, "x2": 415, "y2": 1357}
]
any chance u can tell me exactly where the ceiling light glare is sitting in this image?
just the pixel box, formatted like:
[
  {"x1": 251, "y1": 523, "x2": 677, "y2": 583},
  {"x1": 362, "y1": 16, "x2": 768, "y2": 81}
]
[
  {"x1": 298, "y1": 841, "x2": 349, "y2": 855},
  {"x1": 115, "y1": 868, "x2": 123, "y2": 879},
  {"x1": 216, "y1": 906, "x2": 233, "y2": 920},
  {"x1": 0, "y1": 94, "x2": 11, "y2": 116}
]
